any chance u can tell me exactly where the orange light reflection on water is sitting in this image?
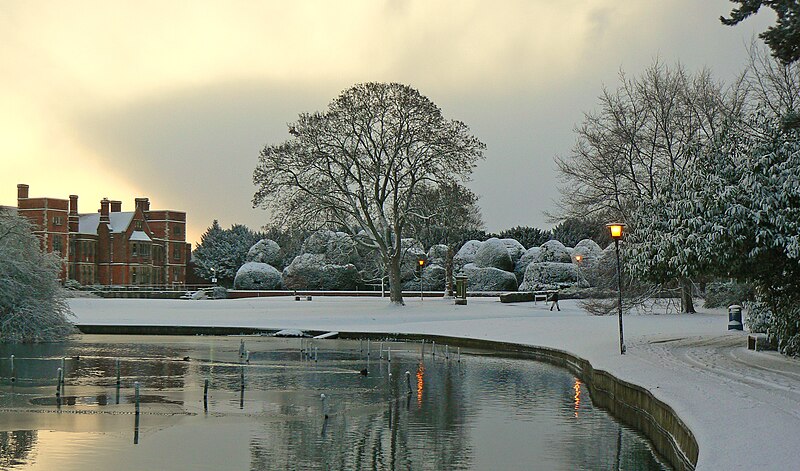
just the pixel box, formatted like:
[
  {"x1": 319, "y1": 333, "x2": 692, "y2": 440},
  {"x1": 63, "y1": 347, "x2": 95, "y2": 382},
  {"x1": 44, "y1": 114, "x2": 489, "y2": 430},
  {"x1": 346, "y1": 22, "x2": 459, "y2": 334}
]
[
  {"x1": 573, "y1": 378, "x2": 582, "y2": 418},
  {"x1": 416, "y1": 362, "x2": 425, "y2": 405}
]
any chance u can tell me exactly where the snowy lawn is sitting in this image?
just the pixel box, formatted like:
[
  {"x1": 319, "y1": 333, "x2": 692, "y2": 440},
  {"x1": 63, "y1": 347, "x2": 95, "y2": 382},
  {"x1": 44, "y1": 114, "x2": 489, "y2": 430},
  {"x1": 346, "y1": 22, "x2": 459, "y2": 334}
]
[{"x1": 69, "y1": 296, "x2": 800, "y2": 470}]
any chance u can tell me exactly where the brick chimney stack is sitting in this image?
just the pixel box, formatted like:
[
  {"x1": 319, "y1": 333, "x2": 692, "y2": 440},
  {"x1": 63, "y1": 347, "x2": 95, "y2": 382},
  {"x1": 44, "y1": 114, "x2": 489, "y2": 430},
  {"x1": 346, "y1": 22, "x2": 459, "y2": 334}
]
[
  {"x1": 99, "y1": 198, "x2": 110, "y2": 224},
  {"x1": 68, "y1": 195, "x2": 79, "y2": 232},
  {"x1": 110, "y1": 200, "x2": 122, "y2": 212},
  {"x1": 17, "y1": 183, "x2": 29, "y2": 201},
  {"x1": 135, "y1": 197, "x2": 150, "y2": 213}
]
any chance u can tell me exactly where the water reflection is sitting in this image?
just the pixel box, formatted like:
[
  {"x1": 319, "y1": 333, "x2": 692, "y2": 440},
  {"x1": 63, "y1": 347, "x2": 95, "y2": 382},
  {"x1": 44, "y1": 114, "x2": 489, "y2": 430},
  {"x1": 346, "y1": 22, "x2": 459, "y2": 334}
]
[
  {"x1": 0, "y1": 431, "x2": 36, "y2": 469},
  {"x1": 0, "y1": 336, "x2": 669, "y2": 470}
]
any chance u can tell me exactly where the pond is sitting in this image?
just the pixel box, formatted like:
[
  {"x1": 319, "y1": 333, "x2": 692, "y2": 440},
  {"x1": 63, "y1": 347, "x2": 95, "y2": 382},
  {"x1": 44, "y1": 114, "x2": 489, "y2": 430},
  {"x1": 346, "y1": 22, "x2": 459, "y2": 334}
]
[{"x1": 0, "y1": 335, "x2": 669, "y2": 470}]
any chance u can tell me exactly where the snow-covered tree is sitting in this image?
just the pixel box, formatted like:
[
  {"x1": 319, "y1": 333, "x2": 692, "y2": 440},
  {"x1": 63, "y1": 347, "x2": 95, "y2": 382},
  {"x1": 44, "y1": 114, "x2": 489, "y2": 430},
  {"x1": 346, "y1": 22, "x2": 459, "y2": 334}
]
[
  {"x1": 627, "y1": 114, "x2": 800, "y2": 353},
  {"x1": 253, "y1": 82, "x2": 485, "y2": 305},
  {"x1": 192, "y1": 221, "x2": 266, "y2": 286},
  {"x1": 0, "y1": 210, "x2": 74, "y2": 342}
]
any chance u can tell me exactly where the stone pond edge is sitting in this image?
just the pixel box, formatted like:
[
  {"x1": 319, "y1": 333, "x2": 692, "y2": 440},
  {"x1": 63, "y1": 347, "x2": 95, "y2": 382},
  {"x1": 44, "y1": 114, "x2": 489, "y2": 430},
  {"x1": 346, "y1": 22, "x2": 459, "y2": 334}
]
[{"x1": 77, "y1": 324, "x2": 698, "y2": 470}]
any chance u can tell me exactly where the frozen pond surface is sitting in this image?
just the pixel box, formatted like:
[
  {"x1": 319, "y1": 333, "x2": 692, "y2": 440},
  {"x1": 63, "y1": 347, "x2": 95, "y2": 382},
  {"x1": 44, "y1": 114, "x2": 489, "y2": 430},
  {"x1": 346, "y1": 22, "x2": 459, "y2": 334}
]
[{"x1": 0, "y1": 335, "x2": 668, "y2": 470}]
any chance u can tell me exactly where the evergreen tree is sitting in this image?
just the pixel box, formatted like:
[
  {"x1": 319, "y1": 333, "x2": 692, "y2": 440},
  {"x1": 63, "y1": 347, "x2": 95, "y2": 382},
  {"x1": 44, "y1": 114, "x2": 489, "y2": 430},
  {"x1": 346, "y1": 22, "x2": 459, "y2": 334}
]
[
  {"x1": 192, "y1": 220, "x2": 266, "y2": 286},
  {"x1": 722, "y1": 1, "x2": 800, "y2": 64}
]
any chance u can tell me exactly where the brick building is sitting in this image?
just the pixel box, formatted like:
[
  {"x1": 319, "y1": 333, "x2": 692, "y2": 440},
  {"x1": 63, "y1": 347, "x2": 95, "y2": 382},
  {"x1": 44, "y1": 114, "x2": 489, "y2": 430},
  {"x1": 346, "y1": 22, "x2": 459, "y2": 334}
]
[{"x1": 13, "y1": 183, "x2": 191, "y2": 286}]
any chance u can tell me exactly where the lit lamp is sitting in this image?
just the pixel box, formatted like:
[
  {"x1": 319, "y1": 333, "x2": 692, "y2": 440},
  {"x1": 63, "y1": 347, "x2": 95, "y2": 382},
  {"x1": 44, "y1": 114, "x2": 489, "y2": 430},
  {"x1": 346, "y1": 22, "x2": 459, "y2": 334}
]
[
  {"x1": 418, "y1": 258, "x2": 426, "y2": 300},
  {"x1": 607, "y1": 223, "x2": 626, "y2": 354},
  {"x1": 573, "y1": 254, "x2": 583, "y2": 284}
]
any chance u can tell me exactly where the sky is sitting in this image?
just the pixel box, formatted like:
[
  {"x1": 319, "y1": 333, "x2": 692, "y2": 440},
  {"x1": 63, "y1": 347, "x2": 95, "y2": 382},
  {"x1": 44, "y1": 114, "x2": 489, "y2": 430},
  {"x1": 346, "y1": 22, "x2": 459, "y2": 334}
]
[{"x1": 0, "y1": 1, "x2": 774, "y2": 246}]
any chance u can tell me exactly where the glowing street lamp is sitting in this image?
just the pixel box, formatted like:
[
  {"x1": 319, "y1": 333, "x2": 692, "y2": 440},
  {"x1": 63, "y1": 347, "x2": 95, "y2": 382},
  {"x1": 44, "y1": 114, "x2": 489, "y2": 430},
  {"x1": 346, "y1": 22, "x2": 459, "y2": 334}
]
[
  {"x1": 607, "y1": 222, "x2": 626, "y2": 354},
  {"x1": 418, "y1": 258, "x2": 426, "y2": 300},
  {"x1": 573, "y1": 254, "x2": 583, "y2": 284}
]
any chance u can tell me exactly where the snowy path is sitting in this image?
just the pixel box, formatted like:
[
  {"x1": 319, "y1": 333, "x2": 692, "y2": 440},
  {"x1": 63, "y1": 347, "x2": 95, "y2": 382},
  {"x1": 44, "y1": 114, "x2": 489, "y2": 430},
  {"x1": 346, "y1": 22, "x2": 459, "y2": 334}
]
[{"x1": 69, "y1": 296, "x2": 800, "y2": 470}]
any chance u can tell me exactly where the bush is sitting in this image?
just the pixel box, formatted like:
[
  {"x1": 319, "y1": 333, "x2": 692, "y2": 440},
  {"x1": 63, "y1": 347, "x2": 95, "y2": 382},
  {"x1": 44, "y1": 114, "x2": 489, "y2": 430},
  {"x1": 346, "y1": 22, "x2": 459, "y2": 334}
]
[
  {"x1": 211, "y1": 286, "x2": 228, "y2": 299},
  {"x1": 704, "y1": 281, "x2": 755, "y2": 308}
]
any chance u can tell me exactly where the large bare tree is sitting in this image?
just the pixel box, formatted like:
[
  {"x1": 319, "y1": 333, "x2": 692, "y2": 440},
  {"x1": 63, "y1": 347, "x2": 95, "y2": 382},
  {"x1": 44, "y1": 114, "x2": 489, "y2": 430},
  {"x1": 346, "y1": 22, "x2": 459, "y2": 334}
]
[
  {"x1": 253, "y1": 83, "x2": 485, "y2": 305},
  {"x1": 555, "y1": 61, "x2": 740, "y2": 312}
]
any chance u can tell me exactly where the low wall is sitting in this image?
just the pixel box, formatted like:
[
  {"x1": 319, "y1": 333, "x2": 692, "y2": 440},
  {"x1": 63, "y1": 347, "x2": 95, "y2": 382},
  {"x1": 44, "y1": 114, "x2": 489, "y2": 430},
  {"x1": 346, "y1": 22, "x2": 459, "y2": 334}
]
[{"x1": 74, "y1": 325, "x2": 698, "y2": 470}]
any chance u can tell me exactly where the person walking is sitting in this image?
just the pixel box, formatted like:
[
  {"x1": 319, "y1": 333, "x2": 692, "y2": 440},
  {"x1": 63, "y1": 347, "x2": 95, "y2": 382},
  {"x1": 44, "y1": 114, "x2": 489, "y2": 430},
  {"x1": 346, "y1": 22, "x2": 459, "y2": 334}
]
[{"x1": 549, "y1": 289, "x2": 560, "y2": 311}]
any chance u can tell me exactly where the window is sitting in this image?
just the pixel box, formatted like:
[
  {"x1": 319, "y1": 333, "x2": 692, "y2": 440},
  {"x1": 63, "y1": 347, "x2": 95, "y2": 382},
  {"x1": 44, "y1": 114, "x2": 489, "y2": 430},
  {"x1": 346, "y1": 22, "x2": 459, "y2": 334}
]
[
  {"x1": 132, "y1": 267, "x2": 137, "y2": 284},
  {"x1": 53, "y1": 216, "x2": 63, "y2": 226},
  {"x1": 135, "y1": 220, "x2": 143, "y2": 230},
  {"x1": 140, "y1": 243, "x2": 151, "y2": 257},
  {"x1": 173, "y1": 245, "x2": 181, "y2": 261},
  {"x1": 132, "y1": 243, "x2": 138, "y2": 257},
  {"x1": 53, "y1": 236, "x2": 63, "y2": 254},
  {"x1": 173, "y1": 225, "x2": 182, "y2": 235}
]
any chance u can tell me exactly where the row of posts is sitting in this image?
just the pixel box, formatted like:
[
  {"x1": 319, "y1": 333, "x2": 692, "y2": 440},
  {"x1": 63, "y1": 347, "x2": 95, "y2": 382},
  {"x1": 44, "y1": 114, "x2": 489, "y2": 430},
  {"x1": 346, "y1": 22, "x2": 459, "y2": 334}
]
[{"x1": 5, "y1": 336, "x2": 463, "y2": 440}]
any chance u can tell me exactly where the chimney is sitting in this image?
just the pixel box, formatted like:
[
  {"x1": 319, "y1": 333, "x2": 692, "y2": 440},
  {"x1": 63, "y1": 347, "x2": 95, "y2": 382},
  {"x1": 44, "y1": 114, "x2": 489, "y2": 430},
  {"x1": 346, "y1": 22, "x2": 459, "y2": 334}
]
[
  {"x1": 99, "y1": 198, "x2": 110, "y2": 224},
  {"x1": 68, "y1": 195, "x2": 79, "y2": 232},
  {"x1": 135, "y1": 197, "x2": 150, "y2": 213},
  {"x1": 110, "y1": 200, "x2": 122, "y2": 212},
  {"x1": 17, "y1": 183, "x2": 29, "y2": 200}
]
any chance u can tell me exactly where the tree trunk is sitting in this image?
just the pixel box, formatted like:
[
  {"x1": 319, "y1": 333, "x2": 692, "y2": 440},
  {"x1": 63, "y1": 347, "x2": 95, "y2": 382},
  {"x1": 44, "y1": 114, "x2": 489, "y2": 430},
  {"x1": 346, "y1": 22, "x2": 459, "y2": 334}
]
[
  {"x1": 388, "y1": 255, "x2": 405, "y2": 305},
  {"x1": 444, "y1": 245, "x2": 454, "y2": 298},
  {"x1": 680, "y1": 277, "x2": 696, "y2": 313}
]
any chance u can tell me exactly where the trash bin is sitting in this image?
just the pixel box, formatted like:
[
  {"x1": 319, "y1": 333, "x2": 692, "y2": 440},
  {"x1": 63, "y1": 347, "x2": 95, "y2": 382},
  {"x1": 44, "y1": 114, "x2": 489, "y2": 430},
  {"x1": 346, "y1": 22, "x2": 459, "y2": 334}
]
[
  {"x1": 728, "y1": 304, "x2": 743, "y2": 331},
  {"x1": 454, "y1": 275, "x2": 468, "y2": 305}
]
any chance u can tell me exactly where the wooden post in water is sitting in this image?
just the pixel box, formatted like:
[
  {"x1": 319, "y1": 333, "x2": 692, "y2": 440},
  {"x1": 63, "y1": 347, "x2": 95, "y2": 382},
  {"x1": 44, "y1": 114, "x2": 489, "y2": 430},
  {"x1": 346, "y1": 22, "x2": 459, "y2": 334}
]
[
  {"x1": 203, "y1": 378, "x2": 209, "y2": 411},
  {"x1": 405, "y1": 371, "x2": 412, "y2": 395},
  {"x1": 115, "y1": 358, "x2": 121, "y2": 386},
  {"x1": 10, "y1": 355, "x2": 15, "y2": 382},
  {"x1": 134, "y1": 381, "x2": 140, "y2": 415},
  {"x1": 56, "y1": 368, "x2": 62, "y2": 396}
]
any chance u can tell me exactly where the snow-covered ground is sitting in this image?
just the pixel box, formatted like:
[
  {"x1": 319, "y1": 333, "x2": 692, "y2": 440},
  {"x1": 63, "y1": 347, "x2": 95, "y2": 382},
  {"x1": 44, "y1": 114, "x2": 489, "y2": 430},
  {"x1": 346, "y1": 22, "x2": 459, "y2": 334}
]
[{"x1": 69, "y1": 296, "x2": 800, "y2": 470}]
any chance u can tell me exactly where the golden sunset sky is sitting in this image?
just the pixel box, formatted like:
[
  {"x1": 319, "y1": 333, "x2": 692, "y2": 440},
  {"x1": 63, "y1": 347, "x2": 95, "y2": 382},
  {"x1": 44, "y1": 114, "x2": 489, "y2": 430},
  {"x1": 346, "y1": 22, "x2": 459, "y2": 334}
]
[{"x1": 0, "y1": 1, "x2": 771, "y2": 245}]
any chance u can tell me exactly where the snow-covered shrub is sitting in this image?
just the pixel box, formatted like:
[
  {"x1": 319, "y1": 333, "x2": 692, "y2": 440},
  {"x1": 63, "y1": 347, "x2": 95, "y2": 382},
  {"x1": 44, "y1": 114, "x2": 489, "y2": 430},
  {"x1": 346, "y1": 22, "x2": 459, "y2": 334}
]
[
  {"x1": 500, "y1": 238, "x2": 526, "y2": 265},
  {"x1": 234, "y1": 262, "x2": 283, "y2": 290},
  {"x1": 454, "y1": 240, "x2": 482, "y2": 272},
  {"x1": 746, "y1": 300, "x2": 772, "y2": 334},
  {"x1": 246, "y1": 239, "x2": 282, "y2": 267},
  {"x1": 402, "y1": 264, "x2": 447, "y2": 291},
  {"x1": 514, "y1": 247, "x2": 541, "y2": 283},
  {"x1": 474, "y1": 237, "x2": 514, "y2": 271},
  {"x1": 282, "y1": 254, "x2": 359, "y2": 290},
  {"x1": 572, "y1": 239, "x2": 602, "y2": 264},
  {"x1": 211, "y1": 286, "x2": 228, "y2": 299},
  {"x1": 301, "y1": 230, "x2": 357, "y2": 265},
  {"x1": 462, "y1": 263, "x2": 518, "y2": 291},
  {"x1": 704, "y1": 281, "x2": 755, "y2": 308},
  {"x1": 427, "y1": 244, "x2": 449, "y2": 266},
  {"x1": 519, "y1": 262, "x2": 579, "y2": 291},
  {"x1": 535, "y1": 240, "x2": 572, "y2": 263}
]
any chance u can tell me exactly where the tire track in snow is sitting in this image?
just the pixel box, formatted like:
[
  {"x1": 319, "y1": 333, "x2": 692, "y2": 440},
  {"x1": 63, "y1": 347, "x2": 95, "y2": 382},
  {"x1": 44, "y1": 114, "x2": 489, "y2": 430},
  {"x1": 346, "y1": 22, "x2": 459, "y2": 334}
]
[{"x1": 635, "y1": 335, "x2": 800, "y2": 421}]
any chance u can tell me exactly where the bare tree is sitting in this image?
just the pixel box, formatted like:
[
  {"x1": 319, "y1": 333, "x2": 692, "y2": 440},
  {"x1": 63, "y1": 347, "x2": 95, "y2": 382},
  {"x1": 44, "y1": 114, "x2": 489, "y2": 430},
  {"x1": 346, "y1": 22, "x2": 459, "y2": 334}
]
[
  {"x1": 253, "y1": 83, "x2": 485, "y2": 305},
  {"x1": 555, "y1": 61, "x2": 739, "y2": 312},
  {"x1": 738, "y1": 41, "x2": 800, "y2": 127},
  {"x1": 555, "y1": 60, "x2": 737, "y2": 222}
]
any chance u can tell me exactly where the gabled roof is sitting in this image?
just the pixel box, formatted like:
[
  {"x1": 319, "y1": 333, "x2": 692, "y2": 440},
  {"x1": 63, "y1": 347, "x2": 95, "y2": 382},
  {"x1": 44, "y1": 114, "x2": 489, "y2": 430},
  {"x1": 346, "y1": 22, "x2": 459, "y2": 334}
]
[
  {"x1": 78, "y1": 212, "x2": 135, "y2": 235},
  {"x1": 130, "y1": 230, "x2": 152, "y2": 242}
]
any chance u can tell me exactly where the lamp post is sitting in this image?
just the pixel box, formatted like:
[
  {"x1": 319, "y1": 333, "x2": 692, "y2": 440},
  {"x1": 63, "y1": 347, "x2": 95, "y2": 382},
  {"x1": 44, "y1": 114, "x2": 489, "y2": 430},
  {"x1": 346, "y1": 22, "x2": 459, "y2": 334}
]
[
  {"x1": 211, "y1": 268, "x2": 217, "y2": 287},
  {"x1": 607, "y1": 223, "x2": 626, "y2": 354},
  {"x1": 418, "y1": 258, "x2": 426, "y2": 300},
  {"x1": 573, "y1": 254, "x2": 582, "y2": 284}
]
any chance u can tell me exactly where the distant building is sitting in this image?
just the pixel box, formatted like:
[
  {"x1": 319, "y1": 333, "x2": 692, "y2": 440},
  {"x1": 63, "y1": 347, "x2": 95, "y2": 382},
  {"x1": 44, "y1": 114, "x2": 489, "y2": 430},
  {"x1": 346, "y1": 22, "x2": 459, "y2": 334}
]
[{"x1": 13, "y1": 183, "x2": 191, "y2": 286}]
